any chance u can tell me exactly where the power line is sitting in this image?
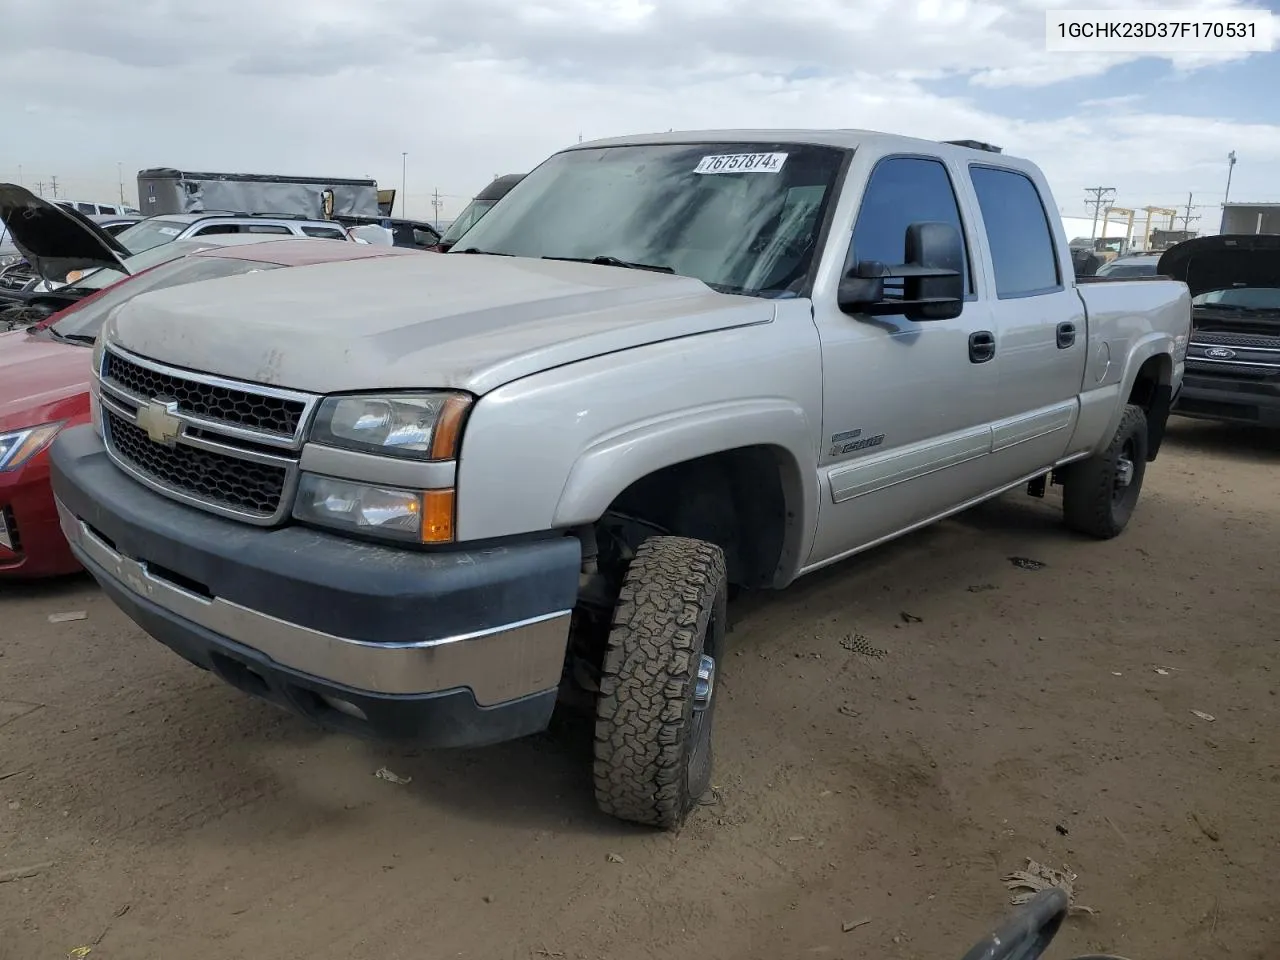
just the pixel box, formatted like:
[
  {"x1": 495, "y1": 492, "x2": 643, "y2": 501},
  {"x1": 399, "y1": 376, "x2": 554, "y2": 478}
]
[
  {"x1": 1176, "y1": 192, "x2": 1200, "y2": 232},
  {"x1": 1084, "y1": 186, "x2": 1116, "y2": 239}
]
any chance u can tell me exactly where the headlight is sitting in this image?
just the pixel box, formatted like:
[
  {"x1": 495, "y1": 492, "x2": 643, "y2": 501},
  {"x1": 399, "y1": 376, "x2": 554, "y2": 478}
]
[
  {"x1": 293, "y1": 474, "x2": 455, "y2": 543},
  {"x1": 0, "y1": 422, "x2": 66, "y2": 472},
  {"x1": 310, "y1": 392, "x2": 471, "y2": 461}
]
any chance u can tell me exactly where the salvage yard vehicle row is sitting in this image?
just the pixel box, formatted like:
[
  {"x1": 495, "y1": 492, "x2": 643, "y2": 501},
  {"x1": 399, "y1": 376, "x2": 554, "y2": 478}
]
[{"x1": 46, "y1": 128, "x2": 1191, "y2": 829}]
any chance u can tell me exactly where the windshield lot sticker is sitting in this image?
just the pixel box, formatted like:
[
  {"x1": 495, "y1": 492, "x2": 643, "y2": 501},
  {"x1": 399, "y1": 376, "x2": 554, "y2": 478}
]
[
  {"x1": 694, "y1": 152, "x2": 788, "y2": 174},
  {"x1": 157, "y1": 226, "x2": 181, "y2": 236}
]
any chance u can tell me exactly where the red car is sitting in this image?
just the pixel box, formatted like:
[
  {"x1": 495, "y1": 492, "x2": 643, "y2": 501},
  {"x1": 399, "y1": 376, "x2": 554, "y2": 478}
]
[{"x1": 0, "y1": 237, "x2": 419, "y2": 579}]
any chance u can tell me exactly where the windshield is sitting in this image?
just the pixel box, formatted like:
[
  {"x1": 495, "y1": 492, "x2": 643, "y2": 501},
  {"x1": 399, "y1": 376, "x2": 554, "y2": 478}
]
[
  {"x1": 1193, "y1": 287, "x2": 1280, "y2": 311},
  {"x1": 63, "y1": 239, "x2": 226, "y2": 293},
  {"x1": 48, "y1": 256, "x2": 285, "y2": 341},
  {"x1": 440, "y1": 200, "x2": 496, "y2": 245},
  {"x1": 452, "y1": 141, "x2": 847, "y2": 298},
  {"x1": 115, "y1": 218, "x2": 189, "y2": 253}
]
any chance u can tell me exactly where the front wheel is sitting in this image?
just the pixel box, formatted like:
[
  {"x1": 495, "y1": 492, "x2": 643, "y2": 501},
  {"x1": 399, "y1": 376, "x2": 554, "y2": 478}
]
[
  {"x1": 592, "y1": 535, "x2": 727, "y2": 829},
  {"x1": 1061, "y1": 403, "x2": 1149, "y2": 539}
]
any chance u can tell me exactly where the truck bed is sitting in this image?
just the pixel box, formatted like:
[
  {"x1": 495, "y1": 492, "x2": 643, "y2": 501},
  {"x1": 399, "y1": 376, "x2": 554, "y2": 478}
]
[{"x1": 1076, "y1": 275, "x2": 1191, "y2": 348}]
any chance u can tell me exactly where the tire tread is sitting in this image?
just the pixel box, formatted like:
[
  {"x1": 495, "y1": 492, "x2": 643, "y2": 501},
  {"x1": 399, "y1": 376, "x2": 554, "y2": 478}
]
[
  {"x1": 1062, "y1": 403, "x2": 1148, "y2": 539},
  {"x1": 592, "y1": 535, "x2": 726, "y2": 829}
]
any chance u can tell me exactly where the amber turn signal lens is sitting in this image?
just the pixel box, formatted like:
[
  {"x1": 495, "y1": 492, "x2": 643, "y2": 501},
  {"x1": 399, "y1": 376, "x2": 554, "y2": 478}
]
[
  {"x1": 421, "y1": 489, "x2": 455, "y2": 543},
  {"x1": 429, "y1": 396, "x2": 472, "y2": 460}
]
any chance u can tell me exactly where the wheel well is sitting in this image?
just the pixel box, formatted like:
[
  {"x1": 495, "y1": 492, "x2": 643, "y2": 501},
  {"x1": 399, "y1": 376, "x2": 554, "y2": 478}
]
[
  {"x1": 596, "y1": 446, "x2": 792, "y2": 590},
  {"x1": 1127, "y1": 354, "x2": 1174, "y2": 461}
]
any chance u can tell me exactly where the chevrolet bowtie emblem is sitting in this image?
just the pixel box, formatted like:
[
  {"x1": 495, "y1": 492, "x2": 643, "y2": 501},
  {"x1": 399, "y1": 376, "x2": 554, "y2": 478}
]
[{"x1": 136, "y1": 399, "x2": 182, "y2": 446}]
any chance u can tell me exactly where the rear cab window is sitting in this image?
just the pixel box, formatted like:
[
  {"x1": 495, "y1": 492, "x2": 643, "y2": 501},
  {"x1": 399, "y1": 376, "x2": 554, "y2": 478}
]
[
  {"x1": 848, "y1": 155, "x2": 974, "y2": 300},
  {"x1": 968, "y1": 165, "x2": 1062, "y2": 298},
  {"x1": 301, "y1": 226, "x2": 347, "y2": 240}
]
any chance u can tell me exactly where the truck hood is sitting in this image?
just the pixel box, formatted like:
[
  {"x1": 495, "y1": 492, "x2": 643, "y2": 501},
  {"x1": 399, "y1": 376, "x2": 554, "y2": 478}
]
[
  {"x1": 0, "y1": 183, "x2": 133, "y2": 284},
  {"x1": 0, "y1": 330, "x2": 91, "y2": 430},
  {"x1": 102, "y1": 254, "x2": 776, "y2": 395},
  {"x1": 1156, "y1": 234, "x2": 1280, "y2": 299}
]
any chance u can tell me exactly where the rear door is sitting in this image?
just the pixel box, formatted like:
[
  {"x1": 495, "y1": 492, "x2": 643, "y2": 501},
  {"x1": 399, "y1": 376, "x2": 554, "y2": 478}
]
[{"x1": 967, "y1": 164, "x2": 1087, "y2": 480}]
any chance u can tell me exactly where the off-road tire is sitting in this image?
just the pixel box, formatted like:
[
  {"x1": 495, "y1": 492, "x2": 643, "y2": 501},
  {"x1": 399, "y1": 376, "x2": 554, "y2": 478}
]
[
  {"x1": 1062, "y1": 403, "x2": 1149, "y2": 539},
  {"x1": 592, "y1": 535, "x2": 727, "y2": 829}
]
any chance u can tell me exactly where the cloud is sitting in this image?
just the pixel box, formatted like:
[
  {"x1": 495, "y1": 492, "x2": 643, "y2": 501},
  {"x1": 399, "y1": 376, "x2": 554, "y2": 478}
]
[{"x1": 1, "y1": 0, "x2": 1276, "y2": 221}]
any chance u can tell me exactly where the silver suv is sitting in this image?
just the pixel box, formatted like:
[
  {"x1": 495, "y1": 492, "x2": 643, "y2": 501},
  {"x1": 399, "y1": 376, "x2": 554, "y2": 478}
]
[{"x1": 114, "y1": 212, "x2": 350, "y2": 253}]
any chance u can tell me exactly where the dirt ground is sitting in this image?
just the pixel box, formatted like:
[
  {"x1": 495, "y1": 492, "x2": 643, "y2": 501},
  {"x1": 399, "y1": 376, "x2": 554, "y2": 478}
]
[{"x1": 2, "y1": 418, "x2": 1277, "y2": 960}]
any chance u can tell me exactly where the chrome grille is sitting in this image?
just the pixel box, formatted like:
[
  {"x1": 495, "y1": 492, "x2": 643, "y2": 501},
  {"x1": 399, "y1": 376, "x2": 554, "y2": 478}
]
[
  {"x1": 1192, "y1": 332, "x2": 1280, "y2": 350},
  {"x1": 1186, "y1": 359, "x2": 1279, "y2": 378},
  {"x1": 97, "y1": 344, "x2": 317, "y2": 526},
  {"x1": 102, "y1": 350, "x2": 306, "y2": 438},
  {"x1": 104, "y1": 410, "x2": 289, "y2": 518}
]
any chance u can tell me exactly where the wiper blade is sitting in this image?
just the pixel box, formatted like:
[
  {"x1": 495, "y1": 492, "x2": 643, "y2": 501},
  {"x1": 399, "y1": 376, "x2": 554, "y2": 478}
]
[
  {"x1": 45, "y1": 328, "x2": 95, "y2": 345},
  {"x1": 543, "y1": 255, "x2": 675, "y2": 274},
  {"x1": 456, "y1": 247, "x2": 512, "y2": 256}
]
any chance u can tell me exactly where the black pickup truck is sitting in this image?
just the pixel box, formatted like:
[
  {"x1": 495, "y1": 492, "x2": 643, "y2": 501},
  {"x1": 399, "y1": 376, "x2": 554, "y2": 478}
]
[{"x1": 1162, "y1": 235, "x2": 1280, "y2": 428}]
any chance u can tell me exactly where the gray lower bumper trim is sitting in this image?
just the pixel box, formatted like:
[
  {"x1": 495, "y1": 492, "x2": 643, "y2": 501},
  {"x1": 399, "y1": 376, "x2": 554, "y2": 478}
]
[{"x1": 57, "y1": 500, "x2": 572, "y2": 706}]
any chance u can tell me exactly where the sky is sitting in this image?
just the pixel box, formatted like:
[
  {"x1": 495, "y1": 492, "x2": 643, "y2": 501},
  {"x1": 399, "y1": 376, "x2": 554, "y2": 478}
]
[{"x1": 1, "y1": 0, "x2": 1277, "y2": 229}]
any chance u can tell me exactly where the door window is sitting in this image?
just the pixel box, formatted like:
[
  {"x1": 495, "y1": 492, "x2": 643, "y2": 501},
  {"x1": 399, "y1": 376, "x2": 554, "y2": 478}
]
[
  {"x1": 849, "y1": 157, "x2": 972, "y2": 296},
  {"x1": 969, "y1": 166, "x2": 1061, "y2": 298}
]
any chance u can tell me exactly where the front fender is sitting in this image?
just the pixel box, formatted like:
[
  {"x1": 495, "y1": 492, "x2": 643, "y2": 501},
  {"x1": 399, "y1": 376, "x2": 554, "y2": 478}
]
[
  {"x1": 554, "y1": 400, "x2": 818, "y2": 584},
  {"x1": 555, "y1": 399, "x2": 812, "y2": 524},
  {"x1": 452, "y1": 308, "x2": 825, "y2": 571}
]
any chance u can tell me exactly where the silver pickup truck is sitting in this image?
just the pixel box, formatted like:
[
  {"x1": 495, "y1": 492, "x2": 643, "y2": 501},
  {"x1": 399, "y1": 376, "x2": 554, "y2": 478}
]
[{"x1": 49, "y1": 129, "x2": 1191, "y2": 830}]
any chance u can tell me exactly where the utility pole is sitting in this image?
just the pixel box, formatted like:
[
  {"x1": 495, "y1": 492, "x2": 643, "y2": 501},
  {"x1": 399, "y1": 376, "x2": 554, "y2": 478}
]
[
  {"x1": 118, "y1": 162, "x2": 125, "y2": 204},
  {"x1": 1176, "y1": 192, "x2": 1199, "y2": 232},
  {"x1": 49, "y1": 175, "x2": 59, "y2": 198},
  {"x1": 401, "y1": 152, "x2": 408, "y2": 218},
  {"x1": 16, "y1": 164, "x2": 21, "y2": 186},
  {"x1": 33, "y1": 181, "x2": 47, "y2": 197},
  {"x1": 1220, "y1": 150, "x2": 1237, "y2": 233},
  {"x1": 431, "y1": 189, "x2": 442, "y2": 227},
  {"x1": 1084, "y1": 186, "x2": 1116, "y2": 239}
]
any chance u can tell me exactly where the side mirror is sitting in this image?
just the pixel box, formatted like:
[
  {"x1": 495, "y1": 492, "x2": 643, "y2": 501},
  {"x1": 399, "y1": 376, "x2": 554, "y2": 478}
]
[{"x1": 839, "y1": 221, "x2": 965, "y2": 321}]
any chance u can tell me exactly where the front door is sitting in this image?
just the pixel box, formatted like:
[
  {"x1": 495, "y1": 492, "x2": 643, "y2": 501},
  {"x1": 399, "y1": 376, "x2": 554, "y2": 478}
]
[{"x1": 806, "y1": 154, "x2": 999, "y2": 568}]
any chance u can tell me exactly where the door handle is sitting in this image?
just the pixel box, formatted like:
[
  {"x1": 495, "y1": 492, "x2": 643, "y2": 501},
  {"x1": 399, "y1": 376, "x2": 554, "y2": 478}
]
[
  {"x1": 1056, "y1": 321, "x2": 1076, "y2": 349},
  {"x1": 969, "y1": 330, "x2": 996, "y2": 364}
]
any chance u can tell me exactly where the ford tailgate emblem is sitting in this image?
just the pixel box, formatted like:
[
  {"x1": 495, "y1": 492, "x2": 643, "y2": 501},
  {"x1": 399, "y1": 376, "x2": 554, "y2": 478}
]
[{"x1": 1205, "y1": 347, "x2": 1237, "y2": 360}]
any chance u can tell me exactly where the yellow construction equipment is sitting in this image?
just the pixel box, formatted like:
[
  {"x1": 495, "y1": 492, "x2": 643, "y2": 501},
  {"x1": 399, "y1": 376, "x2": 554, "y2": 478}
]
[
  {"x1": 1140, "y1": 207, "x2": 1177, "y2": 252},
  {"x1": 1095, "y1": 207, "x2": 1135, "y2": 261}
]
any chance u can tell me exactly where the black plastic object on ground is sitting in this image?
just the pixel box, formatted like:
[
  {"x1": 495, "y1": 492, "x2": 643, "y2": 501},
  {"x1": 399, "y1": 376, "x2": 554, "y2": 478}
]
[
  {"x1": 956, "y1": 887, "x2": 1138, "y2": 960},
  {"x1": 958, "y1": 888, "x2": 1068, "y2": 960}
]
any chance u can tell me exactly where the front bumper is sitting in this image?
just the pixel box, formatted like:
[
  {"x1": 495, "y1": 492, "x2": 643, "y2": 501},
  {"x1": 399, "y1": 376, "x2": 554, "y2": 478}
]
[
  {"x1": 1174, "y1": 362, "x2": 1280, "y2": 428},
  {"x1": 50, "y1": 425, "x2": 583, "y2": 747}
]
